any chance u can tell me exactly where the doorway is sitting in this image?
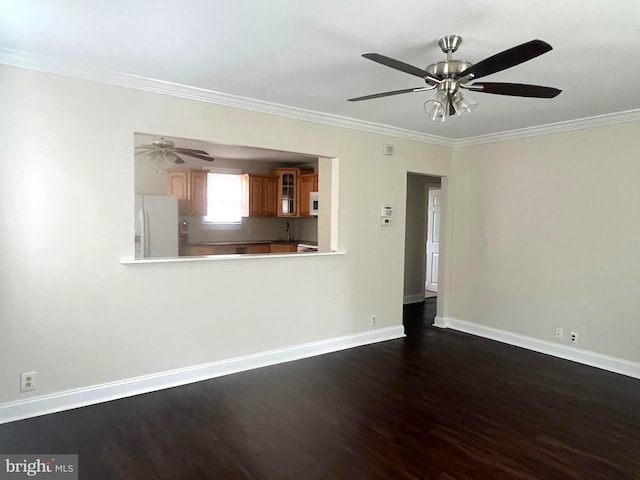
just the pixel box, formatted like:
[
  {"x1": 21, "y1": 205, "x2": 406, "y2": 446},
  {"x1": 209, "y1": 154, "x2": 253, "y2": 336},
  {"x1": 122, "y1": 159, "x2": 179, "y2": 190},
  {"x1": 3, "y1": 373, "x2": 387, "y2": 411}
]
[{"x1": 403, "y1": 173, "x2": 442, "y2": 305}]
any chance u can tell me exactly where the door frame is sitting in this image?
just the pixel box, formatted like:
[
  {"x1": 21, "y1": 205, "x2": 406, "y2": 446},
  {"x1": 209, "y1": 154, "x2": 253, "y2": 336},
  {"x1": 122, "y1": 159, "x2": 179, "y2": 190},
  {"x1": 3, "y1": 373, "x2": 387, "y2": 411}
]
[{"x1": 402, "y1": 172, "x2": 450, "y2": 325}]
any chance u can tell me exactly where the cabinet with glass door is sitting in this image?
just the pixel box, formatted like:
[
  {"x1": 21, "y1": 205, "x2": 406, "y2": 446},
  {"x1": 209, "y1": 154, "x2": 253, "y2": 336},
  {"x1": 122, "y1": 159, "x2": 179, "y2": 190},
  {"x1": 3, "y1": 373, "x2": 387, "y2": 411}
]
[{"x1": 271, "y1": 167, "x2": 313, "y2": 217}]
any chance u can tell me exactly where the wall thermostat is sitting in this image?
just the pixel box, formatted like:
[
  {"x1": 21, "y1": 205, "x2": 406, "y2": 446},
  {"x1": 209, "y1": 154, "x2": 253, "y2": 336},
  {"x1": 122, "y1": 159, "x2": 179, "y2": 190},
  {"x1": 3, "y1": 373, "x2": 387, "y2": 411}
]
[
  {"x1": 381, "y1": 205, "x2": 392, "y2": 217},
  {"x1": 383, "y1": 144, "x2": 394, "y2": 156}
]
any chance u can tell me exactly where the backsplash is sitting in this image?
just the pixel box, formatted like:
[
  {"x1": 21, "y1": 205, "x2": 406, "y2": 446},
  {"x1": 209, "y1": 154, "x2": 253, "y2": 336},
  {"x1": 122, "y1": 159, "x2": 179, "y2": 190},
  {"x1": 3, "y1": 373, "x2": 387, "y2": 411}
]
[
  {"x1": 296, "y1": 217, "x2": 317, "y2": 242},
  {"x1": 185, "y1": 216, "x2": 317, "y2": 243}
]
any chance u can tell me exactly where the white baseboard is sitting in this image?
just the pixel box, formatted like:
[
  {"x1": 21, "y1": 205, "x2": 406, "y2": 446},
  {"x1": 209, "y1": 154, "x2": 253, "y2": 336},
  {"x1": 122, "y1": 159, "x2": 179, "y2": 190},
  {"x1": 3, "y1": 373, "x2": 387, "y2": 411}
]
[
  {"x1": 403, "y1": 294, "x2": 425, "y2": 304},
  {"x1": 0, "y1": 326, "x2": 405, "y2": 425},
  {"x1": 435, "y1": 317, "x2": 640, "y2": 380},
  {"x1": 433, "y1": 316, "x2": 447, "y2": 328}
]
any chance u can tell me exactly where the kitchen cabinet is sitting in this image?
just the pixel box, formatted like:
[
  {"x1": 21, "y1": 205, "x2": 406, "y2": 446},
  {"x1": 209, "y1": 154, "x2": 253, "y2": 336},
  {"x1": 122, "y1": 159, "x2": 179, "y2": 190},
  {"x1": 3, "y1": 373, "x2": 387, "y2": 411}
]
[
  {"x1": 250, "y1": 175, "x2": 265, "y2": 216},
  {"x1": 186, "y1": 244, "x2": 240, "y2": 255},
  {"x1": 270, "y1": 243, "x2": 298, "y2": 253},
  {"x1": 186, "y1": 245, "x2": 214, "y2": 256},
  {"x1": 242, "y1": 174, "x2": 277, "y2": 217},
  {"x1": 263, "y1": 176, "x2": 277, "y2": 216},
  {"x1": 299, "y1": 173, "x2": 318, "y2": 217},
  {"x1": 212, "y1": 245, "x2": 237, "y2": 254},
  {"x1": 271, "y1": 168, "x2": 313, "y2": 217},
  {"x1": 185, "y1": 242, "x2": 297, "y2": 256},
  {"x1": 246, "y1": 244, "x2": 271, "y2": 254},
  {"x1": 165, "y1": 169, "x2": 208, "y2": 216}
]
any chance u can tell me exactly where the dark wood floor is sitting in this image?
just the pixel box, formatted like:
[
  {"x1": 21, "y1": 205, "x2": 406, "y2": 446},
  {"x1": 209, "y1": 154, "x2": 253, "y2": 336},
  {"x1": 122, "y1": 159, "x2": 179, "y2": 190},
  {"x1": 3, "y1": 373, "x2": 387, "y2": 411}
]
[{"x1": 2, "y1": 299, "x2": 639, "y2": 479}]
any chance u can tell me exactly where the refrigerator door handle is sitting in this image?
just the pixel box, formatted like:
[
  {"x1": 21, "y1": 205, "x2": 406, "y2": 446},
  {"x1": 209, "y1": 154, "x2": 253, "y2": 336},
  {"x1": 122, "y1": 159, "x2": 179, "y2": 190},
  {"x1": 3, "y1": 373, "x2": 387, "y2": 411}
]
[{"x1": 144, "y1": 210, "x2": 150, "y2": 257}]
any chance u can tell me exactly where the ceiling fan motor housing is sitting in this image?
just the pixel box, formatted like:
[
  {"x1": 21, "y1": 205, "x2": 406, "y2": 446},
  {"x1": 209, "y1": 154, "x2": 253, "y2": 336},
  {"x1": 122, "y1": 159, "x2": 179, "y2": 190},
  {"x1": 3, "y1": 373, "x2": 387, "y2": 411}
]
[
  {"x1": 425, "y1": 60, "x2": 473, "y2": 86},
  {"x1": 150, "y1": 137, "x2": 176, "y2": 149}
]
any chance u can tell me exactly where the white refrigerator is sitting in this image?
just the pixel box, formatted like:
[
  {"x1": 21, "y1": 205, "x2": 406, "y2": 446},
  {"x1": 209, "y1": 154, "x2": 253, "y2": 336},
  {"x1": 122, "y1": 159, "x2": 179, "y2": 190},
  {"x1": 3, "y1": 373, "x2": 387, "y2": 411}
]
[{"x1": 135, "y1": 195, "x2": 179, "y2": 258}]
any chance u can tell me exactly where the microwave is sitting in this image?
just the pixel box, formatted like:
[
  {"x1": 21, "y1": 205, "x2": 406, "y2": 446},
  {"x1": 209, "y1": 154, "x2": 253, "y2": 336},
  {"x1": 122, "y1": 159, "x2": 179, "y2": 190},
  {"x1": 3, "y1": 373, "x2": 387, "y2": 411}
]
[{"x1": 310, "y1": 192, "x2": 319, "y2": 216}]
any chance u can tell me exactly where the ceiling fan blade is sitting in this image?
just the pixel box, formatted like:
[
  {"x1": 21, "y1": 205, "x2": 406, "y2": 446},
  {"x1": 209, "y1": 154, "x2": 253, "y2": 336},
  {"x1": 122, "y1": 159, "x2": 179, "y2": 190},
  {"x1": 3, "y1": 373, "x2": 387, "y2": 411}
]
[
  {"x1": 135, "y1": 144, "x2": 157, "y2": 149},
  {"x1": 135, "y1": 150, "x2": 152, "y2": 156},
  {"x1": 362, "y1": 53, "x2": 439, "y2": 81},
  {"x1": 348, "y1": 87, "x2": 429, "y2": 102},
  {"x1": 459, "y1": 40, "x2": 553, "y2": 80},
  {"x1": 174, "y1": 147, "x2": 210, "y2": 155},
  {"x1": 179, "y1": 151, "x2": 215, "y2": 162},
  {"x1": 468, "y1": 82, "x2": 562, "y2": 98},
  {"x1": 174, "y1": 156, "x2": 186, "y2": 164}
]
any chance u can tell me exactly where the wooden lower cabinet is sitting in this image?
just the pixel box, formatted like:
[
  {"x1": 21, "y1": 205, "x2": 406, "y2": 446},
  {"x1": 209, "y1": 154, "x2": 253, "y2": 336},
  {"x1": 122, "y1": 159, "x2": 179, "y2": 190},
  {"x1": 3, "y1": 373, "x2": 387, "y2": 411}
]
[
  {"x1": 186, "y1": 245, "x2": 237, "y2": 255},
  {"x1": 186, "y1": 245, "x2": 215, "y2": 256},
  {"x1": 246, "y1": 244, "x2": 271, "y2": 254},
  {"x1": 212, "y1": 245, "x2": 237, "y2": 255},
  {"x1": 270, "y1": 243, "x2": 298, "y2": 253},
  {"x1": 185, "y1": 243, "x2": 295, "y2": 256}
]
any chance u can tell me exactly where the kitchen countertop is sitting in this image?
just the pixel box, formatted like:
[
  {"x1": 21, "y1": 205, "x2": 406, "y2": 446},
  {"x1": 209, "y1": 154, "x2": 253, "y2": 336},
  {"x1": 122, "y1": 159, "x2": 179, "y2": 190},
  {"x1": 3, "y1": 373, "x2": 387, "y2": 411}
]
[{"x1": 188, "y1": 240, "x2": 317, "y2": 246}]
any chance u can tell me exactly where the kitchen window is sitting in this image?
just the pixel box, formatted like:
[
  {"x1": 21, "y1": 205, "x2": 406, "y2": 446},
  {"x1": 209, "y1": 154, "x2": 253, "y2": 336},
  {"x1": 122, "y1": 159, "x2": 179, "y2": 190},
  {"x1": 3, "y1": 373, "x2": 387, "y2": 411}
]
[{"x1": 203, "y1": 172, "x2": 243, "y2": 226}]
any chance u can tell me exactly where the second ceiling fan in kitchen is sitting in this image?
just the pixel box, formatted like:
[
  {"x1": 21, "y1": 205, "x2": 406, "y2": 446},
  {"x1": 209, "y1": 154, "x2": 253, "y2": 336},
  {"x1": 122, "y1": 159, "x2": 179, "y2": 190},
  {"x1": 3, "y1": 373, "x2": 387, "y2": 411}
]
[{"x1": 135, "y1": 137, "x2": 215, "y2": 164}]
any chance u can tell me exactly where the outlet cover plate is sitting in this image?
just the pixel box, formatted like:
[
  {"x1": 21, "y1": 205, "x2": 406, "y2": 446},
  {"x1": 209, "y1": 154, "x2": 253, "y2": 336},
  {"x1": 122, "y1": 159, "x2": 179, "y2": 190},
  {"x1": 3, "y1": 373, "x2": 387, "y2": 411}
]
[{"x1": 20, "y1": 372, "x2": 36, "y2": 392}]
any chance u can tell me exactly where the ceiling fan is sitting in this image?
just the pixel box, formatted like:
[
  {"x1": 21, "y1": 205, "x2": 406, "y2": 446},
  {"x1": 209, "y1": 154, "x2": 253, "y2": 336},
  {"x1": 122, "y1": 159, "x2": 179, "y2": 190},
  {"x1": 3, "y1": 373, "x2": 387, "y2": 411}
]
[
  {"x1": 348, "y1": 35, "x2": 561, "y2": 121},
  {"x1": 135, "y1": 137, "x2": 215, "y2": 164}
]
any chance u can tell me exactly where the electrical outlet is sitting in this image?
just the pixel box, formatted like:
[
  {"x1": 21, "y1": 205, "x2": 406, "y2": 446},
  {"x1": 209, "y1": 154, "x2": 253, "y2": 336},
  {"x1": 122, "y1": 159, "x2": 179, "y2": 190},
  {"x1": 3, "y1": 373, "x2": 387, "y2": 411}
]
[
  {"x1": 20, "y1": 372, "x2": 36, "y2": 392},
  {"x1": 570, "y1": 332, "x2": 579, "y2": 344},
  {"x1": 370, "y1": 315, "x2": 376, "y2": 326},
  {"x1": 555, "y1": 328, "x2": 564, "y2": 340}
]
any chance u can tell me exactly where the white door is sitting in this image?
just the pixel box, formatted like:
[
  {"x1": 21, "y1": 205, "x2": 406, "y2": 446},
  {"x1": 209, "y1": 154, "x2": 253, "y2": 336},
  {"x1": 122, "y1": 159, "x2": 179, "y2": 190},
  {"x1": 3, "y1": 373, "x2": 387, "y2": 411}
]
[{"x1": 425, "y1": 187, "x2": 440, "y2": 292}]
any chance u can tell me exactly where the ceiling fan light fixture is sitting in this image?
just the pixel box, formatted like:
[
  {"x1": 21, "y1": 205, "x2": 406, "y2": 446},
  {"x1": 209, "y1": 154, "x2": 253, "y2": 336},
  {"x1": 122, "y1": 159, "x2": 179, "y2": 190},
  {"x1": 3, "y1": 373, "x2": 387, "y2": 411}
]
[
  {"x1": 145, "y1": 149, "x2": 177, "y2": 174},
  {"x1": 452, "y1": 90, "x2": 478, "y2": 118},
  {"x1": 424, "y1": 95, "x2": 447, "y2": 122}
]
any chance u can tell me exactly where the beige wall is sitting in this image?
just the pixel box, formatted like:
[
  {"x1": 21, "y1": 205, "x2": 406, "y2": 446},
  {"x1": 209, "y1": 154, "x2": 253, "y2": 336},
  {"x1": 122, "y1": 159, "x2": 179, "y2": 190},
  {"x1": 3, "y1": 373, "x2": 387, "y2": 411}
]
[
  {"x1": 0, "y1": 65, "x2": 451, "y2": 404},
  {"x1": 450, "y1": 122, "x2": 640, "y2": 362},
  {"x1": 403, "y1": 174, "x2": 441, "y2": 299}
]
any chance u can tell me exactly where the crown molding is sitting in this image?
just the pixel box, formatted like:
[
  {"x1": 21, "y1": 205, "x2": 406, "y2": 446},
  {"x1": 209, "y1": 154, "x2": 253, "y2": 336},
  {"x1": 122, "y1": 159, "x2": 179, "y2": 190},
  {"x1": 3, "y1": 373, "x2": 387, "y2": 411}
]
[
  {"x1": 2, "y1": 48, "x2": 638, "y2": 149},
  {"x1": 454, "y1": 109, "x2": 640, "y2": 147},
  {"x1": 0, "y1": 47, "x2": 453, "y2": 148}
]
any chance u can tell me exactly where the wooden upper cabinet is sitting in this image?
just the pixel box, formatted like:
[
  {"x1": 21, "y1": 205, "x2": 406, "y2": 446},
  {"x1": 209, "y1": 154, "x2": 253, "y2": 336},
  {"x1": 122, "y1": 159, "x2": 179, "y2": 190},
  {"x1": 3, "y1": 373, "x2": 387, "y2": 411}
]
[
  {"x1": 248, "y1": 175, "x2": 264, "y2": 216},
  {"x1": 242, "y1": 174, "x2": 278, "y2": 217},
  {"x1": 275, "y1": 168, "x2": 298, "y2": 217},
  {"x1": 271, "y1": 168, "x2": 313, "y2": 217},
  {"x1": 165, "y1": 170, "x2": 190, "y2": 214},
  {"x1": 263, "y1": 176, "x2": 277, "y2": 217},
  {"x1": 299, "y1": 173, "x2": 318, "y2": 217},
  {"x1": 165, "y1": 169, "x2": 208, "y2": 216},
  {"x1": 189, "y1": 170, "x2": 208, "y2": 217}
]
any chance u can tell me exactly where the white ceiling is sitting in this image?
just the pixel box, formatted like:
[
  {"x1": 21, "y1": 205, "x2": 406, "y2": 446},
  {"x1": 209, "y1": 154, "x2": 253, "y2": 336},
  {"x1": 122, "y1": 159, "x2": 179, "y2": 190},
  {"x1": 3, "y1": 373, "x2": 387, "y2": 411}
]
[{"x1": 2, "y1": 1, "x2": 640, "y2": 139}]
